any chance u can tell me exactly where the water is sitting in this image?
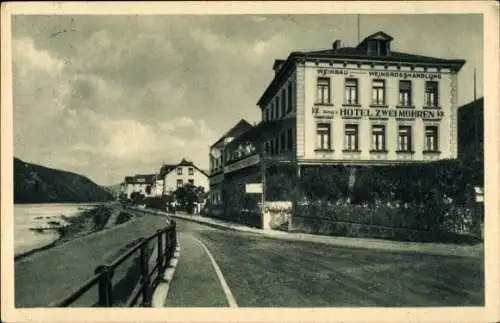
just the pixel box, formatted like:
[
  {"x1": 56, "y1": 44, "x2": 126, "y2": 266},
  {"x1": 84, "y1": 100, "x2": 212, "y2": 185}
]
[{"x1": 14, "y1": 203, "x2": 100, "y2": 256}]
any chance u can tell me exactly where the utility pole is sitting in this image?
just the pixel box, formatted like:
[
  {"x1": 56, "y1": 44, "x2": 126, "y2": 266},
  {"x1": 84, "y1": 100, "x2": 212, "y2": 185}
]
[
  {"x1": 357, "y1": 14, "x2": 361, "y2": 43},
  {"x1": 473, "y1": 68, "x2": 477, "y2": 100}
]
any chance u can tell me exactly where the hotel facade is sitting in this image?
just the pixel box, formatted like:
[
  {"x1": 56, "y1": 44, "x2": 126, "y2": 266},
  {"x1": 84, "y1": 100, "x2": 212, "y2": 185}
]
[
  {"x1": 259, "y1": 31, "x2": 465, "y2": 166},
  {"x1": 209, "y1": 31, "x2": 466, "y2": 208}
]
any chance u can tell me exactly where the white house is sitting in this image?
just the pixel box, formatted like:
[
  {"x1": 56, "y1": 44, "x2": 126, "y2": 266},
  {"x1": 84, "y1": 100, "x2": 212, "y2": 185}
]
[
  {"x1": 122, "y1": 174, "x2": 160, "y2": 199},
  {"x1": 160, "y1": 158, "x2": 209, "y2": 195}
]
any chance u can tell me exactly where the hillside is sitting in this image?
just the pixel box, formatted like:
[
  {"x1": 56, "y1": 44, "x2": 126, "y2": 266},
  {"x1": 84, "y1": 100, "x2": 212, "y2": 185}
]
[
  {"x1": 103, "y1": 183, "x2": 122, "y2": 198},
  {"x1": 14, "y1": 157, "x2": 114, "y2": 204}
]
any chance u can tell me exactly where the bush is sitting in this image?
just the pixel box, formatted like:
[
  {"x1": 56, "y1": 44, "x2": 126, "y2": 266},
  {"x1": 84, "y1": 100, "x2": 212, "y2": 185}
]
[{"x1": 115, "y1": 212, "x2": 132, "y2": 225}]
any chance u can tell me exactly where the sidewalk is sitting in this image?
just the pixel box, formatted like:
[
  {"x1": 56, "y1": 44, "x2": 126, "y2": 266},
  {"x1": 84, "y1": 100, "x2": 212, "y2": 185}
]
[
  {"x1": 163, "y1": 233, "x2": 230, "y2": 307},
  {"x1": 171, "y1": 213, "x2": 484, "y2": 259}
]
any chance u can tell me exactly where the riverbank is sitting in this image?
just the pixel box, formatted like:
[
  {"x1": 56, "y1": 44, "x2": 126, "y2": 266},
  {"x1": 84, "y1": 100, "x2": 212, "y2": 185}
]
[{"x1": 15, "y1": 203, "x2": 136, "y2": 261}]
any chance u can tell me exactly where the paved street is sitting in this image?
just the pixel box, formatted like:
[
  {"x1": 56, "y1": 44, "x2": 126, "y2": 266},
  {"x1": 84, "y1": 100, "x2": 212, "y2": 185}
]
[{"x1": 166, "y1": 219, "x2": 484, "y2": 307}]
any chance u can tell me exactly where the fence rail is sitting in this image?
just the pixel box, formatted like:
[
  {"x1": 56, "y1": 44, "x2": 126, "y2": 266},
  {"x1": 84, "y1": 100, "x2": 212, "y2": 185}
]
[{"x1": 49, "y1": 216, "x2": 177, "y2": 307}]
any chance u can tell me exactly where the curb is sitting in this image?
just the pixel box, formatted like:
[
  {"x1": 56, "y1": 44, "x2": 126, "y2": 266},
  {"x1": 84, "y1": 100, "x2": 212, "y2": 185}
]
[{"x1": 151, "y1": 244, "x2": 181, "y2": 307}]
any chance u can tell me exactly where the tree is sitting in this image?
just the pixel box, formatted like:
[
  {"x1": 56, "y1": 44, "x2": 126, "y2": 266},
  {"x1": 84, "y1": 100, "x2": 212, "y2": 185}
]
[
  {"x1": 174, "y1": 184, "x2": 206, "y2": 214},
  {"x1": 130, "y1": 191, "x2": 145, "y2": 205}
]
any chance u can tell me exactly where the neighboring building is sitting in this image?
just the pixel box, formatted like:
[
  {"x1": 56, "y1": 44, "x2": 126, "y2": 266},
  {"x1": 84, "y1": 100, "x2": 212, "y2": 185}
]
[
  {"x1": 209, "y1": 31, "x2": 467, "y2": 215},
  {"x1": 161, "y1": 158, "x2": 209, "y2": 195},
  {"x1": 122, "y1": 174, "x2": 158, "y2": 199},
  {"x1": 208, "y1": 119, "x2": 254, "y2": 206},
  {"x1": 457, "y1": 97, "x2": 483, "y2": 161}
]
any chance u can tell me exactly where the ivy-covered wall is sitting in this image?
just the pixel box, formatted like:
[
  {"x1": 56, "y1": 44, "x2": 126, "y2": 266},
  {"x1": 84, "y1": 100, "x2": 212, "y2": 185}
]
[{"x1": 264, "y1": 159, "x2": 483, "y2": 242}]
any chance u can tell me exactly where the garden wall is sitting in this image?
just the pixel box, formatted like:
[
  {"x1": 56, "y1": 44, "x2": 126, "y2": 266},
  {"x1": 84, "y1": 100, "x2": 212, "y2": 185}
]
[{"x1": 265, "y1": 159, "x2": 482, "y2": 243}]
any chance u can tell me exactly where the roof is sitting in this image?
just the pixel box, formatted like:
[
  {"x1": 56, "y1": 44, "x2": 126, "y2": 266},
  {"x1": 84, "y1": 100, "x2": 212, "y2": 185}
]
[
  {"x1": 257, "y1": 31, "x2": 466, "y2": 106},
  {"x1": 159, "y1": 164, "x2": 177, "y2": 178},
  {"x1": 160, "y1": 158, "x2": 209, "y2": 178},
  {"x1": 458, "y1": 97, "x2": 484, "y2": 112},
  {"x1": 226, "y1": 118, "x2": 295, "y2": 150},
  {"x1": 124, "y1": 174, "x2": 156, "y2": 185},
  {"x1": 210, "y1": 119, "x2": 253, "y2": 149}
]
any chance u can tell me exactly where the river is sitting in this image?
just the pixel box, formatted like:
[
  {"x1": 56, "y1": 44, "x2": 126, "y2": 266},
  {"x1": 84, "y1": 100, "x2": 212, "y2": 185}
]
[{"x1": 14, "y1": 203, "x2": 101, "y2": 256}]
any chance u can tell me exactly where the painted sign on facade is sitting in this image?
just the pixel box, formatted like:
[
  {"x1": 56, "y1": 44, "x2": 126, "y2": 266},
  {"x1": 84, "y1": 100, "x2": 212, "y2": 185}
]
[
  {"x1": 245, "y1": 183, "x2": 263, "y2": 194},
  {"x1": 317, "y1": 68, "x2": 442, "y2": 80},
  {"x1": 313, "y1": 106, "x2": 444, "y2": 120},
  {"x1": 224, "y1": 154, "x2": 260, "y2": 174}
]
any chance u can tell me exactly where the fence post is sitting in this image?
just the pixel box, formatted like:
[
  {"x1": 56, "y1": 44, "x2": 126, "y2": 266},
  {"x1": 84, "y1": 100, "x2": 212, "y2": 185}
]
[
  {"x1": 157, "y1": 229, "x2": 164, "y2": 275},
  {"x1": 95, "y1": 265, "x2": 113, "y2": 307},
  {"x1": 140, "y1": 240, "x2": 152, "y2": 306},
  {"x1": 172, "y1": 222, "x2": 177, "y2": 252}
]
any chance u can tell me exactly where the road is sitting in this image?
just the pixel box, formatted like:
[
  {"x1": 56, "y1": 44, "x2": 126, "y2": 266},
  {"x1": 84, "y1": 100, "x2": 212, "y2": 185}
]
[{"x1": 166, "y1": 219, "x2": 484, "y2": 307}]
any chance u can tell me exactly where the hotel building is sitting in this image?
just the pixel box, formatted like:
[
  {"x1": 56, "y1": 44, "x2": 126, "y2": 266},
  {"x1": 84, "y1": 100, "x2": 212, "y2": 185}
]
[
  {"x1": 209, "y1": 31, "x2": 466, "y2": 213},
  {"x1": 258, "y1": 31, "x2": 465, "y2": 167}
]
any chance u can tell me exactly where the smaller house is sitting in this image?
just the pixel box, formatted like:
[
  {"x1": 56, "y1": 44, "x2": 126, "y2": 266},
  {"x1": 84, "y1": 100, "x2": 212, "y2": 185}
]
[
  {"x1": 161, "y1": 158, "x2": 209, "y2": 195},
  {"x1": 122, "y1": 174, "x2": 158, "y2": 199}
]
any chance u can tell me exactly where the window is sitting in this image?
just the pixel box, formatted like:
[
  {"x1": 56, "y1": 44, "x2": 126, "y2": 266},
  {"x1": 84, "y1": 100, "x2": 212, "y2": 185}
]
[
  {"x1": 316, "y1": 123, "x2": 331, "y2": 150},
  {"x1": 188, "y1": 179, "x2": 194, "y2": 185},
  {"x1": 344, "y1": 124, "x2": 359, "y2": 151},
  {"x1": 399, "y1": 81, "x2": 412, "y2": 107},
  {"x1": 287, "y1": 82, "x2": 293, "y2": 112},
  {"x1": 425, "y1": 81, "x2": 439, "y2": 107},
  {"x1": 397, "y1": 125, "x2": 413, "y2": 152},
  {"x1": 276, "y1": 96, "x2": 280, "y2": 119},
  {"x1": 345, "y1": 79, "x2": 358, "y2": 105},
  {"x1": 272, "y1": 103, "x2": 276, "y2": 120},
  {"x1": 367, "y1": 40, "x2": 388, "y2": 56},
  {"x1": 280, "y1": 132, "x2": 286, "y2": 152},
  {"x1": 367, "y1": 40, "x2": 377, "y2": 56},
  {"x1": 270, "y1": 138, "x2": 275, "y2": 156},
  {"x1": 281, "y1": 89, "x2": 286, "y2": 117},
  {"x1": 316, "y1": 77, "x2": 330, "y2": 104},
  {"x1": 287, "y1": 128, "x2": 293, "y2": 151},
  {"x1": 176, "y1": 179, "x2": 183, "y2": 188},
  {"x1": 371, "y1": 125, "x2": 386, "y2": 151},
  {"x1": 424, "y1": 126, "x2": 439, "y2": 151},
  {"x1": 265, "y1": 141, "x2": 270, "y2": 155},
  {"x1": 177, "y1": 167, "x2": 182, "y2": 175},
  {"x1": 188, "y1": 167, "x2": 194, "y2": 175},
  {"x1": 372, "y1": 80, "x2": 385, "y2": 105}
]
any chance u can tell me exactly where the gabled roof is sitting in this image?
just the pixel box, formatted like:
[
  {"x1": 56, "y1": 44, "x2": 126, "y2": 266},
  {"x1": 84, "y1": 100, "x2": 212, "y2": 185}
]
[
  {"x1": 225, "y1": 118, "x2": 295, "y2": 150},
  {"x1": 360, "y1": 31, "x2": 394, "y2": 42},
  {"x1": 210, "y1": 119, "x2": 253, "y2": 149},
  {"x1": 159, "y1": 164, "x2": 177, "y2": 178},
  {"x1": 124, "y1": 174, "x2": 156, "y2": 185},
  {"x1": 160, "y1": 158, "x2": 209, "y2": 178}
]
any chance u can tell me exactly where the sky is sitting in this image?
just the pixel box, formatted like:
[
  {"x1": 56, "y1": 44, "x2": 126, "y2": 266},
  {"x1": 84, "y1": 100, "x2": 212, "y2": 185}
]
[{"x1": 11, "y1": 14, "x2": 483, "y2": 186}]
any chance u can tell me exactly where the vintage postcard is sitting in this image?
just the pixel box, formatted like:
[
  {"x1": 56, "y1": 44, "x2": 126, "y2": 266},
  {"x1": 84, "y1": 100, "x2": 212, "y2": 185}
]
[{"x1": 1, "y1": 1, "x2": 499, "y2": 323}]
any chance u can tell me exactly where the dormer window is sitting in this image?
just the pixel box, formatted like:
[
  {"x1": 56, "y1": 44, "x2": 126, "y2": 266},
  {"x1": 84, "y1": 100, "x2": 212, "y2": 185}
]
[
  {"x1": 359, "y1": 31, "x2": 393, "y2": 57},
  {"x1": 367, "y1": 40, "x2": 389, "y2": 56}
]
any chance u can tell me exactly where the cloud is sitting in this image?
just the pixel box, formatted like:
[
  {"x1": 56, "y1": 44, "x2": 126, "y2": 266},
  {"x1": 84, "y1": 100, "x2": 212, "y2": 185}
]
[
  {"x1": 96, "y1": 117, "x2": 216, "y2": 166},
  {"x1": 253, "y1": 40, "x2": 270, "y2": 56},
  {"x1": 189, "y1": 28, "x2": 222, "y2": 52},
  {"x1": 13, "y1": 37, "x2": 65, "y2": 72}
]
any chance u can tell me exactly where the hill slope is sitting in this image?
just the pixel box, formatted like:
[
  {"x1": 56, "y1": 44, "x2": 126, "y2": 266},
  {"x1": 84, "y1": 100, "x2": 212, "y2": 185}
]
[
  {"x1": 103, "y1": 183, "x2": 122, "y2": 198},
  {"x1": 14, "y1": 157, "x2": 114, "y2": 204}
]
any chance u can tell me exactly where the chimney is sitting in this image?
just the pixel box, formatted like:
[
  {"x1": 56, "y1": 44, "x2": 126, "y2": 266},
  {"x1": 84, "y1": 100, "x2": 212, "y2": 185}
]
[
  {"x1": 332, "y1": 39, "x2": 342, "y2": 50},
  {"x1": 273, "y1": 59, "x2": 285, "y2": 75}
]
